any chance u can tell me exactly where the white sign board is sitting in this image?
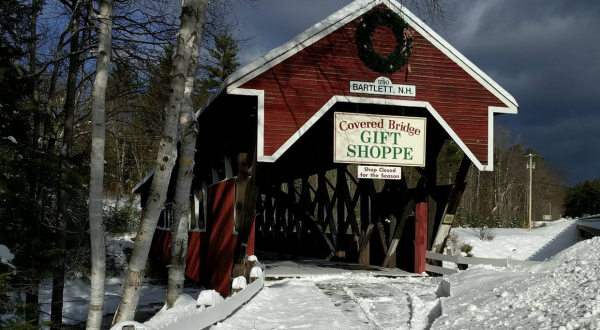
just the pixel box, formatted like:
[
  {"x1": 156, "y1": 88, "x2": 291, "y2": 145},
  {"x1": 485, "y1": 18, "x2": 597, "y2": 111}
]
[
  {"x1": 334, "y1": 112, "x2": 426, "y2": 167},
  {"x1": 350, "y1": 77, "x2": 416, "y2": 97},
  {"x1": 543, "y1": 215, "x2": 552, "y2": 221},
  {"x1": 358, "y1": 165, "x2": 402, "y2": 180}
]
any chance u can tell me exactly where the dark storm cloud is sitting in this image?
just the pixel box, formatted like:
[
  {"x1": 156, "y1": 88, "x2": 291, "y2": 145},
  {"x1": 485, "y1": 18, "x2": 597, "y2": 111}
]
[{"x1": 231, "y1": 0, "x2": 600, "y2": 185}]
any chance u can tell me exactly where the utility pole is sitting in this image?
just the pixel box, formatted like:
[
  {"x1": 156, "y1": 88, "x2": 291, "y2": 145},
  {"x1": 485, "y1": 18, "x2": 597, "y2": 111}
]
[{"x1": 527, "y1": 153, "x2": 536, "y2": 231}]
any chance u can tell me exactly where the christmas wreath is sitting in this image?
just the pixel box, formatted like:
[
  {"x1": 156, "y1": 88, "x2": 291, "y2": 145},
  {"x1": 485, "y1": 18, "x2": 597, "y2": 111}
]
[{"x1": 355, "y1": 9, "x2": 413, "y2": 74}]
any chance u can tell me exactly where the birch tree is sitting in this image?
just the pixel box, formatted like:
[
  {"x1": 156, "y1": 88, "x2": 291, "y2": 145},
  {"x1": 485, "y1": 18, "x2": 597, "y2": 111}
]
[
  {"x1": 113, "y1": 0, "x2": 208, "y2": 323},
  {"x1": 166, "y1": 0, "x2": 209, "y2": 308},
  {"x1": 87, "y1": 0, "x2": 113, "y2": 329}
]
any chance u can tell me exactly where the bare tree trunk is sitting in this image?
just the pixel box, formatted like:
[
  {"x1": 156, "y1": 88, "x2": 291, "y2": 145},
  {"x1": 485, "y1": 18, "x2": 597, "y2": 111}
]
[
  {"x1": 113, "y1": 0, "x2": 205, "y2": 323},
  {"x1": 52, "y1": 2, "x2": 81, "y2": 328},
  {"x1": 166, "y1": 0, "x2": 208, "y2": 308},
  {"x1": 26, "y1": 0, "x2": 41, "y2": 324},
  {"x1": 86, "y1": 1, "x2": 113, "y2": 329}
]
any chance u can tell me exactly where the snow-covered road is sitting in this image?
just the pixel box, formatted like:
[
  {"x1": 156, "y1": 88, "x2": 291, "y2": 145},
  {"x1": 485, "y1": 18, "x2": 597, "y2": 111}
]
[{"x1": 212, "y1": 275, "x2": 443, "y2": 330}]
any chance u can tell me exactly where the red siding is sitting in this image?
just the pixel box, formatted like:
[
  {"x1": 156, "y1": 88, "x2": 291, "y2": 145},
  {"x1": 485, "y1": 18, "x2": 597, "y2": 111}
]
[
  {"x1": 205, "y1": 178, "x2": 237, "y2": 297},
  {"x1": 240, "y1": 5, "x2": 505, "y2": 165},
  {"x1": 147, "y1": 179, "x2": 256, "y2": 295}
]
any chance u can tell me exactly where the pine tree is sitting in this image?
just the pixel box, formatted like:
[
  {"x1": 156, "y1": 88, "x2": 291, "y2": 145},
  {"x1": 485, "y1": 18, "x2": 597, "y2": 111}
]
[{"x1": 196, "y1": 32, "x2": 240, "y2": 105}]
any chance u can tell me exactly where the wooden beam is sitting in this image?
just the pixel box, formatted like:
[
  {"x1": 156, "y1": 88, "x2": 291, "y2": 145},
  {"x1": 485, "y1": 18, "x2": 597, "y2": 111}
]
[
  {"x1": 579, "y1": 225, "x2": 600, "y2": 238},
  {"x1": 337, "y1": 166, "x2": 346, "y2": 255},
  {"x1": 234, "y1": 153, "x2": 249, "y2": 233},
  {"x1": 279, "y1": 191, "x2": 338, "y2": 260},
  {"x1": 431, "y1": 155, "x2": 471, "y2": 254},
  {"x1": 376, "y1": 222, "x2": 388, "y2": 254},
  {"x1": 383, "y1": 176, "x2": 427, "y2": 267},
  {"x1": 234, "y1": 150, "x2": 260, "y2": 264}
]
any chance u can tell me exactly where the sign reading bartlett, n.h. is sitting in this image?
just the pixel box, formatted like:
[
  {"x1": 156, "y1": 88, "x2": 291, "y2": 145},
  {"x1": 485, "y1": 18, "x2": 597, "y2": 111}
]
[
  {"x1": 334, "y1": 112, "x2": 426, "y2": 167},
  {"x1": 350, "y1": 77, "x2": 416, "y2": 97}
]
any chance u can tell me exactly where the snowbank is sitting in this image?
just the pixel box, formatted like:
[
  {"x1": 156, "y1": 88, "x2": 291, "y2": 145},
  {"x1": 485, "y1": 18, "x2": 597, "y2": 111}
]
[
  {"x1": 452, "y1": 219, "x2": 576, "y2": 260},
  {"x1": 232, "y1": 276, "x2": 247, "y2": 290},
  {"x1": 111, "y1": 321, "x2": 154, "y2": 330},
  {"x1": 250, "y1": 267, "x2": 263, "y2": 279},
  {"x1": 0, "y1": 244, "x2": 14, "y2": 264},
  {"x1": 432, "y1": 237, "x2": 600, "y2": 330},
  {"x1": 196, "y1": 290, "x2": 224, "y2": 307},
  {"x1": 144, "y1": 294, "x2": 204, "y2": 329}
]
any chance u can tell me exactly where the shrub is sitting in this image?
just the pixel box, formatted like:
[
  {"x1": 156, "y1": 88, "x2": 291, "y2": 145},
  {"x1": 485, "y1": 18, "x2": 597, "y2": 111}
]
[
  {"x1": 104, "y1": 198, "x2": 140, "y2": 234},
  {"x1": 460, "y1": 243, "x2": 474, "y2": 257},
  {"x1": 475, "y1": 227, "x2": 496, "y2": 241}
]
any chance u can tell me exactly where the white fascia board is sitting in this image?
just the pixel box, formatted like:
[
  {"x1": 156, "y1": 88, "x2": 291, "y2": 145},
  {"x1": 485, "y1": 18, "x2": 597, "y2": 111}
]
[
  {"x1": 383, "y1": 0, "x2": 518, "y2": 110},
  {"x1": 196, "y1": 0, "x2": 518, "y2": 117},
  {"x1": 196, "y1": 0, "x2": 377, "y2": 116},
  {"x1": 230, "y1": 88, "x2": 501, "y2": 171}
]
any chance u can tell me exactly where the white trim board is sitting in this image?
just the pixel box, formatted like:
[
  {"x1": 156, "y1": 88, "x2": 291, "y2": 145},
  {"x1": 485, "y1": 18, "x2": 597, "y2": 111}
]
[
  {"x1": 196, "y1": 0, "x2": 518, "y2": 117},
  {"x1": 230, "y1": 89, "x2": 503, "y2": 171}
]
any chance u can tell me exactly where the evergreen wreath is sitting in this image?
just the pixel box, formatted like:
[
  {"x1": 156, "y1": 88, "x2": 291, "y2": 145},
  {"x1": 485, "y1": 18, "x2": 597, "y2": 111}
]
[{"x1": 355, "y1": 9, "x2": 413, "y2": 74}]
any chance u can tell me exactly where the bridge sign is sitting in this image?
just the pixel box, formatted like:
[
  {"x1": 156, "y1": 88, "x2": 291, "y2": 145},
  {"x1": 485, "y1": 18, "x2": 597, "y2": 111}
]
[{"x1": 334, "y1": 112, "x2": 426, "y2": 167}]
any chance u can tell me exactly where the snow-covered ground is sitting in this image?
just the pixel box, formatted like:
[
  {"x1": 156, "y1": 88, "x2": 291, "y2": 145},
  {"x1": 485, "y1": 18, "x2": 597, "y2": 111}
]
[
  {"x1": 37, "y1": 234, "x2": 201, "y2": 327},
  {"x1": 208, "y1": 237, "x2": 600, "y2": 330},
  {"x1": 212, "y1": 275, "x2": 444, "y2": 330},
  {"x1": 451, "y1": 219, "x2": 577, "y2": 260},
  {"x1": 432, "y1": 237, "x2": 600, "y2": 330}
]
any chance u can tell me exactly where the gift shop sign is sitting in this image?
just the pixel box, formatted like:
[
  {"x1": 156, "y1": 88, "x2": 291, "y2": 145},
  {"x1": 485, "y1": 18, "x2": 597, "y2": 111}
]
[
  {"x1": 334, "y1": 112, "x2": 426, "y2": 167},
  {"x1": 350, "y1": 77, "x2": 416, "y2": 97}
]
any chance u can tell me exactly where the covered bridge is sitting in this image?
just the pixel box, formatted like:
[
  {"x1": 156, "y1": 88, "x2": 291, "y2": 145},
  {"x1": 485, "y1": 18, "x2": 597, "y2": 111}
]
[{"x1": 134, "y1": 0, "x2": 518, "y2": 296}]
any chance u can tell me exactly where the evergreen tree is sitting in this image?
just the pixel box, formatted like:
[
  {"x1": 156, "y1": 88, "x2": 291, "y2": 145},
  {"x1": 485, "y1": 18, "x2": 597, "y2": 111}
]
[
  {"x1": 196, "y1": 31, "x2": 240, "y2": 105},
  {"x1": 565, "y1": 179, "x2": 600, "y2": 217}
]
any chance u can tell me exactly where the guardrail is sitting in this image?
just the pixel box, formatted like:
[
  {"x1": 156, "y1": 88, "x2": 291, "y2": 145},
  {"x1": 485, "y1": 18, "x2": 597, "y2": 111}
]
[
  {"x1": 157, "y1": 270, "x2": 265, "y2": 330},
  {"x1": 425, "y1": 251, "x2": 542, "y2": 275}
]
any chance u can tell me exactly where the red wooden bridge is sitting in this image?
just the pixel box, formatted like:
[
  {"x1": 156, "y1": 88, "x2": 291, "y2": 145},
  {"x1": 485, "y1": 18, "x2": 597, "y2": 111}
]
[{"x1": 134, "y1": 0, "x2": 518, "y2": 297}]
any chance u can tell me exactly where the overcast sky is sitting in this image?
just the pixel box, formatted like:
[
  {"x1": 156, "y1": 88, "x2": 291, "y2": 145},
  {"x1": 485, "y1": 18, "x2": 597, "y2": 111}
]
[{"x1": 228, "y1": 0, "x2": 600, "y2": 186}]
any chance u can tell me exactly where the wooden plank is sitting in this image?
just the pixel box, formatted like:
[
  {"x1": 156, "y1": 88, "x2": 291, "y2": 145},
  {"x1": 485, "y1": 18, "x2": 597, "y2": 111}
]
[
  {"x1": 160, "y1": 271, "x2": 265, "y2": 330},
  {"x1": 359, "y1": 180, "x2": 371, "y2": 265},
  {"x1": 426, "y1": 251, "x2": 458, "y2": 263},
  {"x1": 578, "y1": 225, "x2": 600, "y2": 238},
  {"x1": 280, "y1": 191, "x2": 338, "y2": 260},
  {"x1": 376, "y1": 222, "x2": 388, "y2": 254},
  {"x1": 383, "y1": 176, "x2": 426, "y2": 267},
  {"x1": 425, "y1": 264, "x2": 458, "y2": 276},
  {"x1": 317, "y1": 173, "x2": 326, "y2": 227},
  {"x1": 359, "y1": 223, "x2": 374, "y2": 254},
  {"x1": 337, "y1": 166, "x2": 346, "y2": 255},
  {"x1": 234, "y1": 151, "x2": 260, "y2": 264},
  {"x1": 456, "y1": 256, "x2": 508, "y2": 267},
  {"x1": 234, "y1": 153, "x2": 249, "y2": 233},
  {"x1": 431, "y1": 155, "x2": 472, "y2": 254}
]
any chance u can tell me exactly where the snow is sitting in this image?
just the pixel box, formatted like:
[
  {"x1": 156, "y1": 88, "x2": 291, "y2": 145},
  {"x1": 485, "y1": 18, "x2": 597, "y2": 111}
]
[
  {"x1": 196, "y1": 290, "x2": 224, "y2": 307},
  {"x1": 263, "y1": 259, "x2": 418, "y2": 278},
  {"x1": 144, "y1": 294, "x2": 204, "y2": 329},
  {"x1": 231, "y1": 276, "x2": 247, "y2": 290},
  {"x1": 431, "y1": 237, "x2": 600, "y2": 330},
  {"x1": 249, "y1": 266, "x2": 263, "y2": 279},
  {"x1": 0, "y1": 244, "x2": 14, "y2": 264},
  {"x1": 37, "y1": 233, "x2": 201, "y2": 326},
  {"x1": 2, "y1": 136, "x2": 17, "y2": 144},
  {"x1": 247, "y1": 255, "x2": 258, "y2": 263},
  {"x1": 213, "y1": 274, "x2": 443, "y2": 330},
  {"x1": 451, "y1": 219, "x2": 576, "y2": 260},
  {"x1": 111, "y1": 321, "x2": 154, "y2": 330}
]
